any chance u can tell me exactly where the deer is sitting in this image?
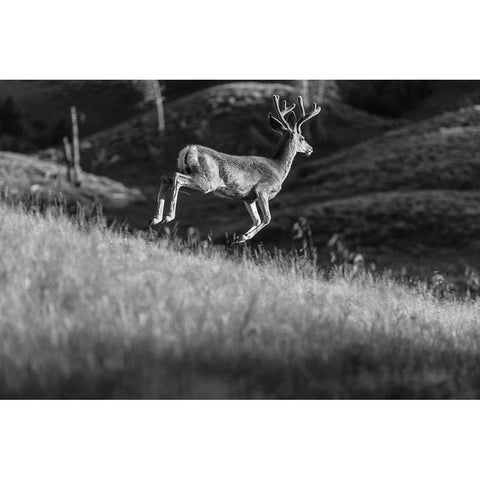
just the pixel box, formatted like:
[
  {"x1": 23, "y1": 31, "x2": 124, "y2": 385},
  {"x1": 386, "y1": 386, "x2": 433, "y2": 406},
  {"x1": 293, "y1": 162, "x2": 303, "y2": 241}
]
[{"x1": 148, "y1": 94, "x2": 321, "y2": 243}]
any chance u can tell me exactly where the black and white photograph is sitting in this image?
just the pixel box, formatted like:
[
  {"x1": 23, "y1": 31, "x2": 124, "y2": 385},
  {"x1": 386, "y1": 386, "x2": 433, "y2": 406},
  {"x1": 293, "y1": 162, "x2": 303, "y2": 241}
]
[
  {"x1": 2, "y1": 1, "x2": 480, "y2": 479},
  {"x1": 3, "y1": 78, "x2": 480, "y2": 400}
]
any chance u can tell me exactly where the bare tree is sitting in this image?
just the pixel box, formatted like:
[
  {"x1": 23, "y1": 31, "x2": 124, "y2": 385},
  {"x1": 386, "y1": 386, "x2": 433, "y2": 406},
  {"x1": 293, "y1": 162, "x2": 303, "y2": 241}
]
[
  {"x1": 133, "y1": 80, "x2": 167, "y2": 163},
  {"x1": 62, "y1": 136, "x2": 73, "y2": 182},
  {"x1": 70, "y1": 106, "x2": 82, "y2": 186},
  {"x1": 151, "y1": 80, "x2": 165, "y2": 136},
  {"x1": 134, "y1": 80, "x2": 166, "y2": 136},
  {"x1": 62, "y1": 106, "x2": 83, "y2": 186}
]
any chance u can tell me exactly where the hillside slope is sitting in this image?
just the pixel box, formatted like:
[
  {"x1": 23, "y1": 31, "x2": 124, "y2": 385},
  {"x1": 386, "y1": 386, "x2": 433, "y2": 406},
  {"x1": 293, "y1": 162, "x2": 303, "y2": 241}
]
[
  {"x1": 39, "y1": 82, "x2": 398, "y2": 184},
  {"x1": 0, "y1": 152, "x2": 146, "y2": 226},
  {"x1": 264, "y1": 105, "x2": 480, "y2": 236},
  {"x1": 291, "y1": 106, "x2": 480, "y2": 202},
  {"x1": 2, "y1": 203, "x2": 480, "y2": 398}
]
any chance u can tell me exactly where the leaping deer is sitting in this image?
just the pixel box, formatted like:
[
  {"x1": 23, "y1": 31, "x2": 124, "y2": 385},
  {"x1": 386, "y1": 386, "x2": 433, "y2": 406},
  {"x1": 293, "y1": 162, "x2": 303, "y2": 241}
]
[{"x1": 149, "y1": 95, "x2": 321, "y2": 243}]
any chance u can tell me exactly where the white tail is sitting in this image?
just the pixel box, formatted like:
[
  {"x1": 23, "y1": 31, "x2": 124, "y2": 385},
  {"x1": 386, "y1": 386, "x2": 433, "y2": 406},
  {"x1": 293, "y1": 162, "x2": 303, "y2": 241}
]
[{"x1": 149, "y1": 95, "x2": 321, "y2": 243}]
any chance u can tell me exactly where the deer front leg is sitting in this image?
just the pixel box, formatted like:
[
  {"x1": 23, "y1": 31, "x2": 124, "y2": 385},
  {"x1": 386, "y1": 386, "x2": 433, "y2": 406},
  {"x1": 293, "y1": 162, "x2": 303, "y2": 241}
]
[
  {"x1": 235, "y1": 194, "x2": 271, "y2": 243},
  {"x1": 149, "y1": 175, "x2": 173, "y2": 226},
  {"x1": 235, "y1": 201, "x2": 261, "y2": 243}
]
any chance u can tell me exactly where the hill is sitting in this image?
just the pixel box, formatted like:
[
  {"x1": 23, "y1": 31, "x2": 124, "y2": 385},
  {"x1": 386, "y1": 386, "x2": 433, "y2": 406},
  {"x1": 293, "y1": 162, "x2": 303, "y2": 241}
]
[
  {"x1": 39, "y1": 82, "x2": 398, "y2": 184},
  {"x1": 0, "y1": 151, "x2": 146, "y2": 226},
  {"x1": 1, "y1": 202, "x2": 480, "y2": 398}
]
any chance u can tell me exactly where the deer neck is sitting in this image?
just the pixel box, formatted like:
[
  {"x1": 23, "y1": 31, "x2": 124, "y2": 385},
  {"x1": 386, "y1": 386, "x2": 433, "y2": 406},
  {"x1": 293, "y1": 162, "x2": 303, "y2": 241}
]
[{"x1": 273, "y1": 135, "x2": 297, "y2": 180}]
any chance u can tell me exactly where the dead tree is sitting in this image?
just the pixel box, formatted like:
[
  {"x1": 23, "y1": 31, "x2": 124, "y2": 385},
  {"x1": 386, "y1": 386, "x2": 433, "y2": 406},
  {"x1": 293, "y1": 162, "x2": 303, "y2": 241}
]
[
  {"x1": 133, "y1": 80, "x2": 166, "y2": 163},
  {"x1": 70, "y1": 106, "x2": 82, "y2": 186},
  {"x1": 62, "y1": 136, "x2": 73, "y2": 182},
  {"x1": 151, "y1": 80, "x2": 165, "y2": 136},
  {"x1": 62, "y1": 107, "x2": 83, "y2": 186}
]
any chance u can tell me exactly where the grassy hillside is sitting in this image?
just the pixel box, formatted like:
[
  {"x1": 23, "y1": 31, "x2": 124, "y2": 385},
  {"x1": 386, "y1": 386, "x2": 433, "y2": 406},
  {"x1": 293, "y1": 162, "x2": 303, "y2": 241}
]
[
  {"x1": 292, "y1": 105, "x2": 480, "y2": 199},
  {"x1": 0, "y1": 151, "x2": 147, "y2": 227},
  {"x1": 268, "y1": 105, "x2": 480, "y2": 247},
  {"x1": 1, "y1": 202, "x2": 480, "y2": 398}
]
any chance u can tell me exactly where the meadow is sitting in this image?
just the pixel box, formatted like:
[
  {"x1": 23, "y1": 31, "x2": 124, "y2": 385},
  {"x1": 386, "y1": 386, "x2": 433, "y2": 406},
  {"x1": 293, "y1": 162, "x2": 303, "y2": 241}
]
[{"x1": 1, "y1": 201, "x2": 480, "y2": 398}]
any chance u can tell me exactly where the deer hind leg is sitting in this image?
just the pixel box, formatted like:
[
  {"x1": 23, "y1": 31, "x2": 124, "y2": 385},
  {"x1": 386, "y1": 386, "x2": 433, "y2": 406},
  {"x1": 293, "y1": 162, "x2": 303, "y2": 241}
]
[
  {"x1": 235, "y1": 194, "x2": 271, "y2": 243},
  {"x1": 149, "y1": 175, "x2": 173, "y2": 226},
  {"x1": 163, "y1": 172, "x2": 211, "y2": 223}
]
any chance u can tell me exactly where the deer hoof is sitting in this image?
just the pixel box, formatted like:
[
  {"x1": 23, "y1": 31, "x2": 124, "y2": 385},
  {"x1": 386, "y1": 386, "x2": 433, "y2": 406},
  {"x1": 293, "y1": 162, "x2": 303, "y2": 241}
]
[
  {"x1": 233, "y1": 235, "x2": 248, "y2": 244},
  {"x1": 149, "y1": 217, "x2": 162, "y2": 226},
  {"x1": 162, "y1": 215, "x2": 175, "y2": 224}
]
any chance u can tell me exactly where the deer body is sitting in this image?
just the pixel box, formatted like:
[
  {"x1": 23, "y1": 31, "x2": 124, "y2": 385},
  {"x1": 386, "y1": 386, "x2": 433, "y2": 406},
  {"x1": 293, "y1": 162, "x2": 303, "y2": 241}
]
[
  {"x1": 149, "y1": 95, "x2": 321, "y2": 243},
  {"x1": 177, "y1": 144, "x2": 288, "y2": 202}
]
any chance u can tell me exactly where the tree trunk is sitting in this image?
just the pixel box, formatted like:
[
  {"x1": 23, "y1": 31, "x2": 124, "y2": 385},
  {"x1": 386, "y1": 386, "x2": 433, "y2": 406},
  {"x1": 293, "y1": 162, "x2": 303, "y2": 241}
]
[
  {"x1": 151, "y1": 80, "x2": 166, "y2": 165},
  {"x1": 62, "y1": 136, "x2": 73, "y2": 182},
  {"x1": 70, "y1": 106, "x2": 82, "y2": 186},
  {"x1": 151, "y1": 80, "x2": 165, "y2": 135}
]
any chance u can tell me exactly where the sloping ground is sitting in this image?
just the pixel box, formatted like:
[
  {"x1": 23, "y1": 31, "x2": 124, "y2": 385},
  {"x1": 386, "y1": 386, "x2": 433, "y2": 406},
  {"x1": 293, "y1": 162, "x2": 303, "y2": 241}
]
[
  {"x1": 39, "y1": 82, "x2": 398, "y2": 187},
  {"x1": 2, "y1": 202, "x2": 480, "y2": 399},
  {"x1": 272, "y1": 105, "x2": 480, "y2": 230},
  {"x1": 269, "y1": 190, "x2": 480, "y2": 247},
  {"x1": 0, "y1": 152, "x2": 147, "y2": 226},
  {"x1": 291, "y1": 105, "x2": 480, "y2": 203}
]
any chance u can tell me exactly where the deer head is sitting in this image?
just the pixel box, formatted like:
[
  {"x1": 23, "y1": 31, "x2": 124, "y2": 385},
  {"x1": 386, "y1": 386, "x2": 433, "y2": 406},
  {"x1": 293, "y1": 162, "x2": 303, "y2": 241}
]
[{"x1": 268, "y1": 95, "x2": 322, "y2": 156}]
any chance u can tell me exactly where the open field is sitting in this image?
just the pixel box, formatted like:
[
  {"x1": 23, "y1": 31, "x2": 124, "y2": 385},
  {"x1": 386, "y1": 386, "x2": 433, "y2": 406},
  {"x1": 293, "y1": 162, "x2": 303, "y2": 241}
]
[{"x1": 2, "y1": 202, "x2": 480, "y2": 398}]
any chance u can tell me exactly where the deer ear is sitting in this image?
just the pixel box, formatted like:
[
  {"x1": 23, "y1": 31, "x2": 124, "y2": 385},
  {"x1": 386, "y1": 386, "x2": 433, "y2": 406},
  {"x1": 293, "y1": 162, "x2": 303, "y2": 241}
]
[
  {"x1": 285, "y1": 111, "x2": 297, "y2": 130},
  {"x1": 268, "y1": 113, "x2": 285, "y2": 133}
]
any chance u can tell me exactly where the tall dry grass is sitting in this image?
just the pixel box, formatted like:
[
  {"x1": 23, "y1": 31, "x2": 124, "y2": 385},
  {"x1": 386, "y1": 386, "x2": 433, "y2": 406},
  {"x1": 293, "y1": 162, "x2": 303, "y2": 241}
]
[{"x1": 1, "y1": 202, "x2": 480, "y2": 398}]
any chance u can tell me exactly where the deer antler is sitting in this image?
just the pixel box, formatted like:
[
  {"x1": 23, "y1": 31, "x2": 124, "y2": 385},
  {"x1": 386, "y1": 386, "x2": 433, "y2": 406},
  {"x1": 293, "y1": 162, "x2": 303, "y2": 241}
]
[
  {"x1": 272, "y1": 95, "x2": 296, "y2": 131},
  {"x1": 296, "y1": 96, "x2": 321, "y2": 133}
]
